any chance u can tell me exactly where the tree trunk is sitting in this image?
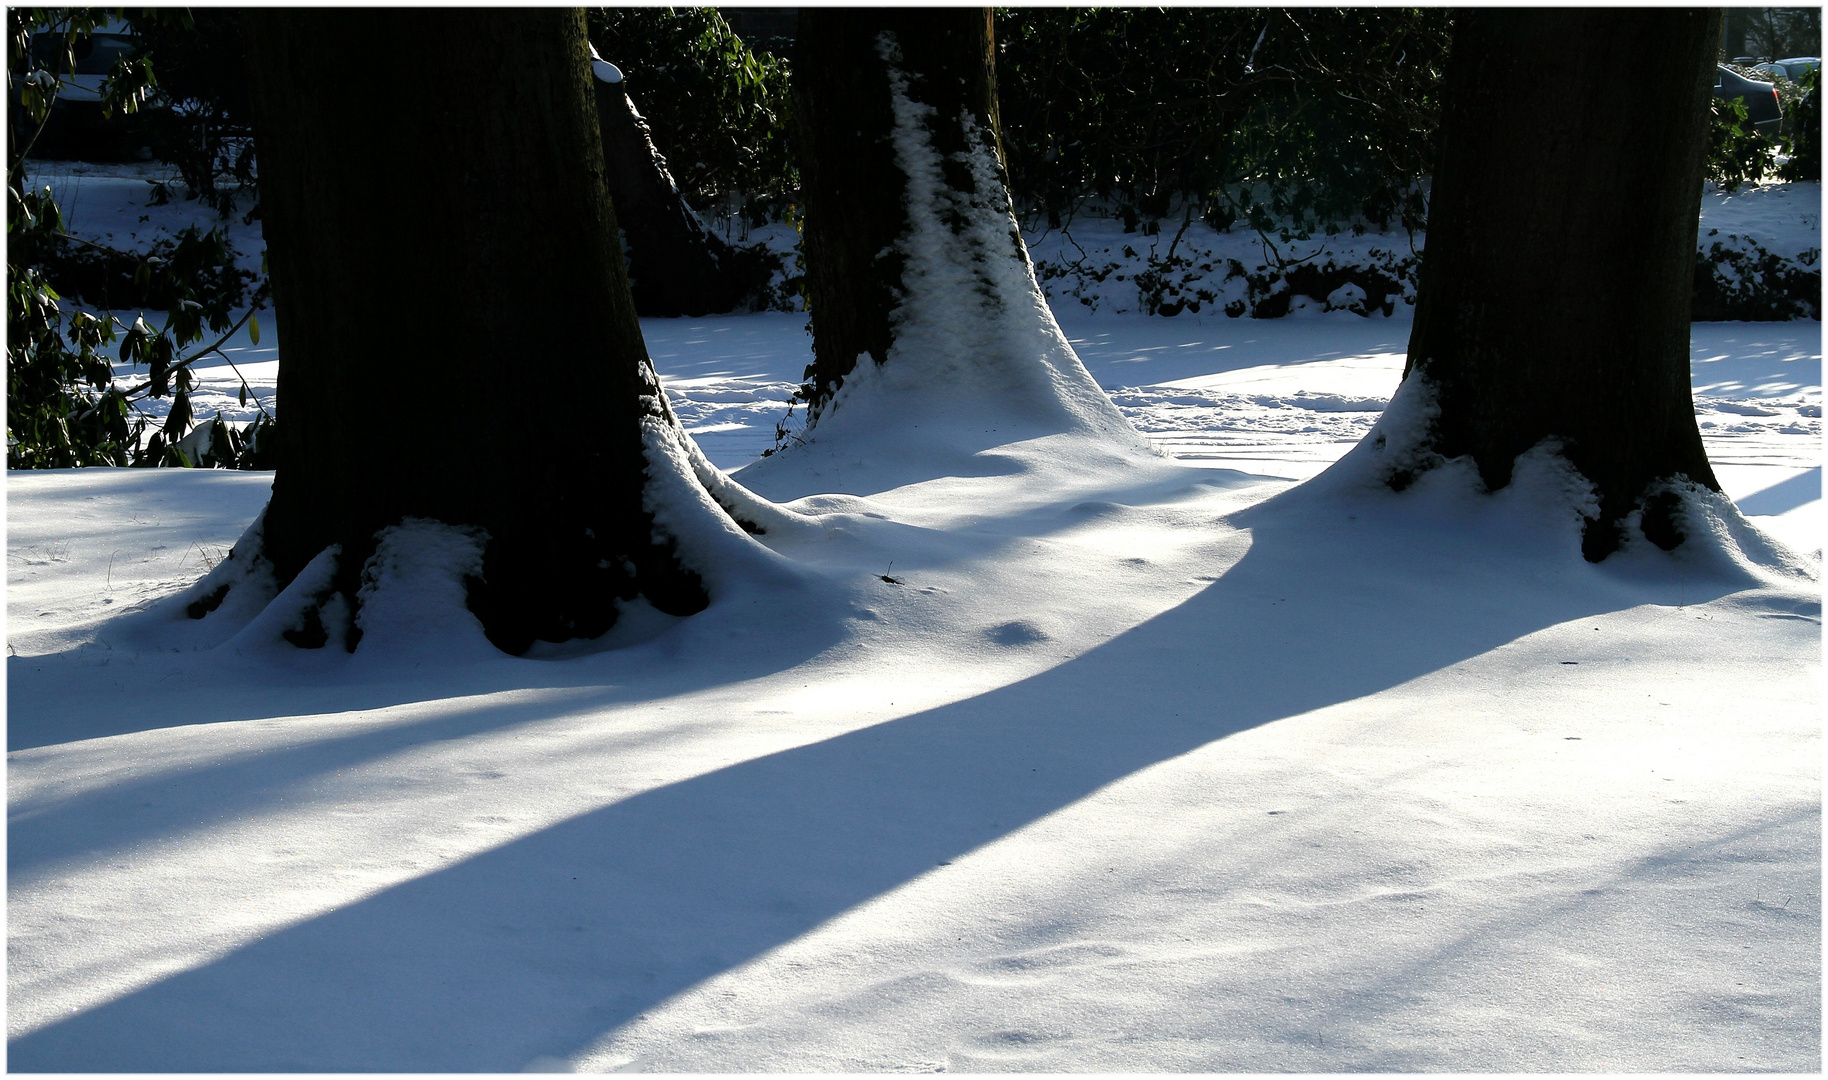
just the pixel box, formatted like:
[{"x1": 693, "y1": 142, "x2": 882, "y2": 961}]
[
  {"x1": 590, "y1": 63, "x2": 779, "y2": 318},
  {"x1": 791, "y1": 8, "x2": 1005, "y2": 413},
  {"x1": 1401, "y1": 8, "x2": 1720, "y2": 560},
  {"x1": 243, "y1": 9, "x2": 711, "y2": 655}
]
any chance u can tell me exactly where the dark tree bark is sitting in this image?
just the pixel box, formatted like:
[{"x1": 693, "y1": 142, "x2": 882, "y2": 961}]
[
  {"x1": 1401, "y1": 8, "x2": 1721, "y2": 560},
  {"x1": 590, "y1": 64, "x2": 779, "y2": 317},
  {"x1": 243, "y1": 9, "x2": 712, "y2": 655},
  {"x1": 791, "y1": 8, "x2": 1008, "y2": 413}
]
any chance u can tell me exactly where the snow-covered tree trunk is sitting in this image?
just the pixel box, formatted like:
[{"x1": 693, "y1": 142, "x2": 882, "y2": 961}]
[
  {"x1": 1398, "y1": 9, "x2": 1721, "y2": 559},
  {"x1": 788, "y1": 9, "x2": 1135, "y2": 446},
  {"x1": 590, "y1": 58, "x2": 779, "y2": 318},
  {"x1": 239, "y1": 9, "x2": 766, "y2": 655}
]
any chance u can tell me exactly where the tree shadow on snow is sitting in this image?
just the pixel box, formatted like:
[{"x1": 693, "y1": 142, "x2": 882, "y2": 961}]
[
  {"x1": 7, "y1": 485, "x2": 1754, "y2": 1072},
  {"x1": 5, "y1": 461, "x2": 1260, "y2": 754},
  {"x1": 4, "y1": 580, "x2": 855, "y2": 753},
  {"x1": 1736, "y1": 466, "x2": 1821, "y2": 518}
]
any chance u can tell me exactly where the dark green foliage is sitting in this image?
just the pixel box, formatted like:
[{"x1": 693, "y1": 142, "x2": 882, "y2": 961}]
[
  {"x1": 9, "y1": 7, "x2": 158, "y2": 162},
  {"x1": 1778, "y1": 69, "x2": 1819, "y2": 182},
  {"x1": 585, "y1": 8, "x2": 794, "y2": 222},
  {"x1": 129, "y1": 9, "x2": 257, "y2": 217},
  {"x1": 994, "y1": 8, "x2": 1449, "y2": 235},
  {"x1": 1727, "y1": 7, "x2": 1820, "y2": 63},
  {"x1": 166, "y1": 411, "x2": 276, "y2": 470},
  {"x1": 1692, "y1": 231, "x2": 1821, "y2": 320},
  {"x1": 7, "y1": 265, "x2": 140, "y2": 467},
  {"x1": 1707, "y1": 93, "x2": 1776, "y2": 192},
  {"x1": 8, "y1": 8, "x2": 270, "y2": 470},
  {"x1": 23, "y1": 223, "x2": 256, "y2": 317}
]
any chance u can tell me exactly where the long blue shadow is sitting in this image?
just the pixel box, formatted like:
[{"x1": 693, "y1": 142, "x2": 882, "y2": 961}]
[
  {"x1": 7, "y1": 471, "x2": 1259, "y2": 877},
  {"x1": 5, "y1": 576, "x2": 853, "y2": 753},
  {"x1": 1737, "y1": 466, "x2": 1821, "y2": 517},
  {"x1": 9, "y1": 497, "x2": 1740, "y2": 1071}
]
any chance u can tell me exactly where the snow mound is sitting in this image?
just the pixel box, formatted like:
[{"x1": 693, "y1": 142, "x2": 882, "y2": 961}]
[
  {"x1": 157, "y1": 509, "x2": 279, "y2": 649},
  {"x1": 1307, "y1": 368, "x2": 1443, "y2": 492},
  {"x1": 346, "y1": 519, "x2": 497, "y2": 665},
  {"x1": 1289, "y1": 371, "x2": 1820, "y2": 587},
  {"x1": 641, "y1": 417, "x2": 814, "y2": 594},
  {"x1": 222, "y1": 543, "x2": 344, "y2": 653},
  {"x1": 1617, "y1": 479, "x2": 1821, "y2": 587}
]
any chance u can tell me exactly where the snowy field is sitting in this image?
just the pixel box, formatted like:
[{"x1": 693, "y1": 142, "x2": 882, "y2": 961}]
[{"x1": 6, "y1": 167, "x2": 1823, "y2": 1071}]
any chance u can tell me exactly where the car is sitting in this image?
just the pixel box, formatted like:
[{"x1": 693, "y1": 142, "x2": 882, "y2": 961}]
[
  {"x1": 13, "y1": 20, "x2": 148, "y2": 160},
  {"x1": 1776, "y1": 56, "x2": 1820, "y2": 80},
  {"x1": 1715, "y1": 65, "x2": 1783, "y2": 135},
  {"x1": 1751, "y1": 57, "x2": 1819, "y2": 82},
  {"x1": 24, "y1": 19, "x2": 135, "y2": 104}
]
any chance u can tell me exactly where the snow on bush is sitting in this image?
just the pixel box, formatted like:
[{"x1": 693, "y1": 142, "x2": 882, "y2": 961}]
[
  {"x1": 1693, "y1": 231, "x2": 1821, "y2": 320},
  {"x1": 1020, "y1": 180, "x2": 1822, "y2": 322}
]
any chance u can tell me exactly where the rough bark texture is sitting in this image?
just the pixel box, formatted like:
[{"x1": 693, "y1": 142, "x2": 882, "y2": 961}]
[
  {"x1": 1404, "y1": 8, "x2": 1721, "y2": 560},
  {"x1": 243, "y1": 9, "x2": 706, "y2": 655},
  {"x1": 791, "y1": 7, "x2": 1005, "y2": 414},
  {"x1": 592, "y1": 73, "x2": 778, "y2": 317}
]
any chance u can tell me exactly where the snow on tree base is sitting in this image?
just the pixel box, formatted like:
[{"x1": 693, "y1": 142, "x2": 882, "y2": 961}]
[{"x1": 794, "y1": 36, "x2": 1145, "y2": 457}]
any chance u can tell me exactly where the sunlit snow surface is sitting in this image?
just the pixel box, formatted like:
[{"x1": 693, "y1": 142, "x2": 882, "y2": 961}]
[{"x1": 7, "y1": 167, "x2": 1822, "y2": 1070}]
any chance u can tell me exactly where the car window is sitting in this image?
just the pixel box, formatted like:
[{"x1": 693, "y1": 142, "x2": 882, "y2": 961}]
[
  {"x1": 27, "y1": 32, "x2": 133, "y2": 77},
  {"x1": 73, "y1": 34, "x2": 133, "y2": 76}
]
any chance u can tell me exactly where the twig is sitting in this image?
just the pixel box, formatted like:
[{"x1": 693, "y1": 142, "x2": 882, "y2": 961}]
[
  {"x1": 1165, "y1": 200, "x2": 1195, "y2": 261},
  {"x1": 109, "y1": 304, "x2": 263, "y2": 403},
  {"x1": 9, "y1": 84, "x2": 62, "y2": 187},
  {"x1": 51, "y1": 229, "x2": 141, "y2": 262}
]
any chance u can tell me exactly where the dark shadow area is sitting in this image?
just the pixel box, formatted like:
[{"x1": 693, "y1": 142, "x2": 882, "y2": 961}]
[
  {"x1": 5, "y1": 573, "x2": 853, "y2": 753},
  {"x1": 6, "y1": 459, "x2": 1252, "y2": 755},
  {"x1": 10, "y1": 686, "x2": 676, "y2": 882},
  {"x1": 1737, "y1": 466, "x2": 1821, "y2": 517},
  {"x1": 8, "y1": 487, "x2": 1744, "y2": 1071},
  {"x1": 7, "y1": 468, "x2": 1262, "y2": 874}
]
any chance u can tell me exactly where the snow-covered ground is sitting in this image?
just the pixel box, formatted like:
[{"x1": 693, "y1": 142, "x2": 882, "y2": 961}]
[
  {"x1": 25, "y1": 162, "x2": 1816, "y2": 551},
  {"x1": 7, "y1": 166, "x2": 1821, "y2": 1070}
]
